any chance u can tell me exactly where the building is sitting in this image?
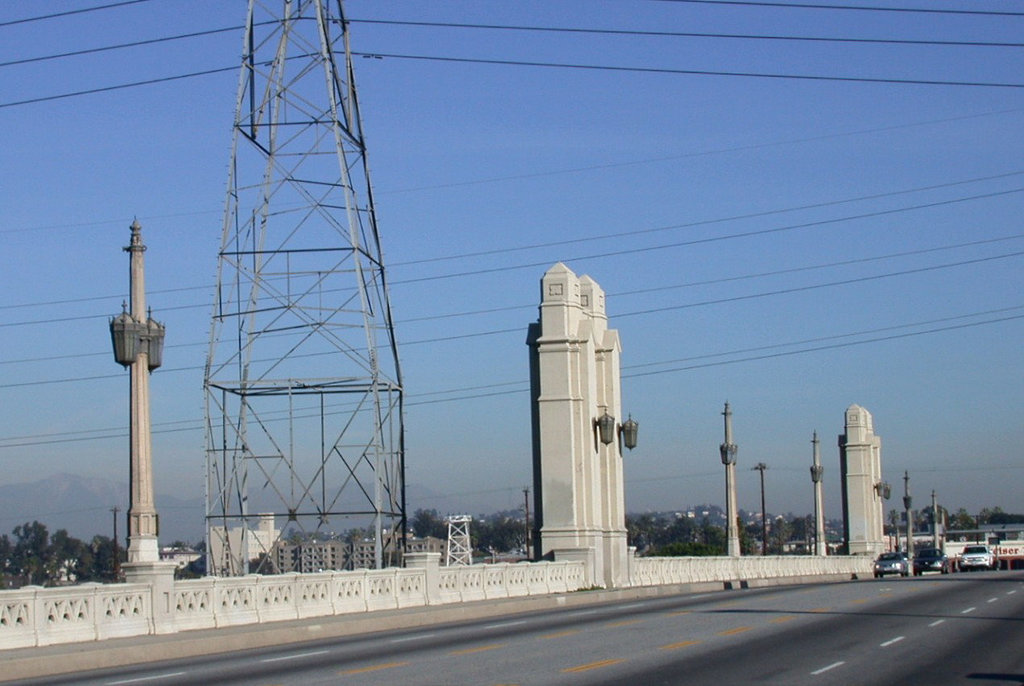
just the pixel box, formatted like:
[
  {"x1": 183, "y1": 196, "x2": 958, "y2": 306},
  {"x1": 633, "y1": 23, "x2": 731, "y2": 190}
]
[{"x1": 207, "y1": 513, "x2": 279, "y2": 576}]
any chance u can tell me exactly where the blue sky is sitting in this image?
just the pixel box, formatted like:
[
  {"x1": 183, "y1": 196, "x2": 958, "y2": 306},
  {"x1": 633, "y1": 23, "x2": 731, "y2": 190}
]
[{"x1": 1, "y1": 0, "x2": 1022, "y2": 540}]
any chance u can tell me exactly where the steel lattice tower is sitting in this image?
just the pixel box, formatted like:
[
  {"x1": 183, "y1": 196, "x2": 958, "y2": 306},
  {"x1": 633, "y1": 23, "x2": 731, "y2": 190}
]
[{"x1": 204, "y1": 0, "x2": 404, "y2": 575}]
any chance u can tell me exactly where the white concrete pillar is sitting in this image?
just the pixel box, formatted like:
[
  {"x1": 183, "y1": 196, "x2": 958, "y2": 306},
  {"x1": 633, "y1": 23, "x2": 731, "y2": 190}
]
[
  {"x1": 839, "y1": 404, "x2": 885, "y2": 556},
  {"x1": 528, "y1": 264, "x2": 628, "y2": 588}
]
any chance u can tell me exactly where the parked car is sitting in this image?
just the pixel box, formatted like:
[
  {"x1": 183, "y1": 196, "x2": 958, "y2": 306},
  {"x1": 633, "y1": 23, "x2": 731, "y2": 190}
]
[
  {"x1": 959, "y1": 544, "x2": 998, "y2": 571},
  {"x1": 873, "y1": 551, "x2": 909, "y2": 578},
  {"x1": 913, "y1": 548, "x2": 950, "y2": 575}
]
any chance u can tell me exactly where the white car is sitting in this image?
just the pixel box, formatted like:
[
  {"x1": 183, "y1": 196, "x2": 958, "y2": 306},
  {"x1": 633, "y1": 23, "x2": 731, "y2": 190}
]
[{"x1": 959, "y1": 544, "x2": 998, "y2": 571}]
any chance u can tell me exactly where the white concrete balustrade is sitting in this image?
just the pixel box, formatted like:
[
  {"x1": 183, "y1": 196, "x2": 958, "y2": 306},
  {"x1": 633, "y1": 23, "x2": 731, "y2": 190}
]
[
  {"x1": 630, "y1": 555, "x2": 872, "y2": 588},
  {"x1": 0, "y1": 555, "x2": 585, "y2": 649},
  {"x1": 0, "y1": 553, "x2": 872, "y2": 651}
]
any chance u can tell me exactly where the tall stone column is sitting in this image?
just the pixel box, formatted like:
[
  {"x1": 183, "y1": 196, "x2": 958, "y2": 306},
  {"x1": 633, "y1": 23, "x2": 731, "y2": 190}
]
[
  {"x1": 720, "y1": 403, "x2": 740, "y2": 557},
  {"x1": 838, "y1": 404, "x2": 885, "y2": 556},
  {"x1": 810, "y1": 431, "x2": 827, "y2": 556},
  {"x1": 528, "y1": 263, "x2": 628, "y2": 588},
  {"x1": 125, "y1": 222, "x2": 159, "y2": 563},
  {"x1": 110, "y1": 220, "x2": 175, "y2": 629}
]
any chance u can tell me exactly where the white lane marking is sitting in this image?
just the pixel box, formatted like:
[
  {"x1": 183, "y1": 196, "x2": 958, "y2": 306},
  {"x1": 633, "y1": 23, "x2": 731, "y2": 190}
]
[
  {"x1": 1008, "y1": 590, "x2": 1017, "y2": 595},
  {"x1": 811, "y1": 661, "x2": 845, "y2": 675},
  {"x1": 390, "y1": 632, "x2": 437, "y2": 643},
  {"x1": 569, "y1": 610, "x2": 599, "y2": 617},
  {"x1": 619, "y1": 602, "x2": 646, "y2": 610},
  {"x1": 929, "y1": 619, "x2": 945, "y2": 627},
  {"x1": 106, "y1": 674, "x2": 187, "y2": 685},
  {"x1": 260, "y1": 649, "x2": 330, "y2": 663},
  {"x1": 485, "y1": 620, "x2": 528, "y2": 629},
  {"x1": 987, "y1": 597, "x2": 998, "y2": 603},
  {"x1": 961, "y1": 607, "x2": 976, "y2": 614},
  {"x1": 880, "y1": 636, "x2": 905, "y2": 647}
]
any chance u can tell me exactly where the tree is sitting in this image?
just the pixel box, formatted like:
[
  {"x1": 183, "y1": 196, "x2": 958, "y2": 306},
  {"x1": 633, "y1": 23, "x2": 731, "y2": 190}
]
[
  {"x1": 948, "y1": 508, "x2": 977, "y2": 530},
  {"x1": 11, "y1": 521, "x2": 49, "y2": 585},
  {"x1": 410, "y1": 509, "x2": 447, "y2": 540},
  {"x1": 47, "y1": 529, "x2": 92, "y2": 583}
]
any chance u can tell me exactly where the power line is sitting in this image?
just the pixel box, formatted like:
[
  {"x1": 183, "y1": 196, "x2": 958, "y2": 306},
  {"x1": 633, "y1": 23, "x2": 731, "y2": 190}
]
[
  {"x1": 0, "y1": 65, "x2": 237, "y2": 109},
  {"x1": 2, "y1": 306, "x2": 1020, "y2": 449},
  {"x1": 353, "y1": 52, "x2": 1024, "y2": 90},
  {"x1": 0, "y1": 25, "x2": 243, "y2": 69},
  {"x1": 350, "y1": 19, "x2": 1024, "y2": 49},
  {"x1": 391, "y1": 187, "x2": 1024, "y2": 286},
  {"x1": 649, "y1": 0, "x2": 1024, "y2": 17},
  {"x1": 3, "y1": 43, "x2": 1020, "y2": 111},
  {"x1": 9, "y1": 246, "x2": 1019, "y2": 388},
  {"x1": 394, "y1": 170, "x2": 1024, "y2": 267},
  {"x1": 0, "y1": 0, "x2": 154, "y2": 28}
]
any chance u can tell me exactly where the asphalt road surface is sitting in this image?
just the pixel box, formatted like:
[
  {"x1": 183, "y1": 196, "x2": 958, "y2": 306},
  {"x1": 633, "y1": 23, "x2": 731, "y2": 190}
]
[{"x1": 17, "y1": 570, "x2": 1024, "y2": 686}]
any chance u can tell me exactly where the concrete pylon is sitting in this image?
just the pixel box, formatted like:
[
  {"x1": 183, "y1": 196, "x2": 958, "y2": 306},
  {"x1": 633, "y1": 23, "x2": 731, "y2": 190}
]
[
  {"x1": 838, "y1": 404, "x2": 885, "y2": 556},
  {"x1": 810, "y1": 431, "x2": 827, "y2": 556},
  {"x1": 527, "y1": 263, "x2": 628, "y2": 588},
  {"x1": 720, "y1": 403, "x2": 740, "y2": 557}
]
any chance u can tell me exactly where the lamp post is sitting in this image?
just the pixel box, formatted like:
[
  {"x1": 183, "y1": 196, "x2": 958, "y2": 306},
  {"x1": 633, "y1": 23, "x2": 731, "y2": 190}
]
[
  {"x1": 719, "y1": 402, "x2": 740, "y2": 557},
  {"x1": 109, "y1": 220, "x2": 166, "y2": 565},
  {"x1": 810, "y1": 432, "x2": 826, "y2": 556},
  {"x1": 752, "y1": 462, "x2": 768, "y2": 555}
]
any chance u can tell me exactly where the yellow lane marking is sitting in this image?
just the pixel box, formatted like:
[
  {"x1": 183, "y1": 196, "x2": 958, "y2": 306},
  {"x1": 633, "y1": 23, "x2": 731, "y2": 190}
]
[
  {"x1": 852, "y1": 598, "x2": 870, "y2": 604},
  {"x1": 717, "y1": 626, "x2": 752, "y2": 636},
  {"x1": 810, "y1": 607, "x2": 830, "y2": 613},
  {"x1": 770, "y1": 615, "x2": 796, "y2": 624},
  {"x1": 605, "y1": 619, "x2": 643, "y2": 628},
  {"x1": 667, "y1": 610, "x2": 692, "y2": 617},
  {"x1": 660, "y1": 640, "x2": 702, "y2": 650},
  {"x1": 541, "y1": 629, "x2": 580, "y2": 639},
  {"x1": 450, "y1": 643, "x2": 507, "y2": 656},
  {"x1": 562, "y1": 658, "x2": 626, "y2": 673},
  {"x1": 338, "y1": 661, "x2": 409, "y2": 676}
]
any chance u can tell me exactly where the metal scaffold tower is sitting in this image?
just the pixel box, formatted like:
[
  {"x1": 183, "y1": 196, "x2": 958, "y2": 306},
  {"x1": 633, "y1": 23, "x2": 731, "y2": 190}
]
[
  {"x1": 445, "y1": 516, "x2": 473, "y2": 567},
  {"x1": 204, "y1": 0, "x2": 404, "y2": 575}
]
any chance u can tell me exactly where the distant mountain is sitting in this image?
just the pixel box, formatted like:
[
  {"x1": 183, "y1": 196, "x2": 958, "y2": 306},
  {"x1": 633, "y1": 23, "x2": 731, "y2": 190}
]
[{"x1": 0, "y1": 473, "x2": 203, "y2": 545}]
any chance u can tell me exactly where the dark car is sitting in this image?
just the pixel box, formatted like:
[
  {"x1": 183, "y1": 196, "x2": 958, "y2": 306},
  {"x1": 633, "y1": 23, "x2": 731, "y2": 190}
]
[
  {"x1": 873, "y1": 551, "x2": 909, "y2": 578},
  {"x1": 913, "y1": 548, "x2": 950, "y2": 575}
]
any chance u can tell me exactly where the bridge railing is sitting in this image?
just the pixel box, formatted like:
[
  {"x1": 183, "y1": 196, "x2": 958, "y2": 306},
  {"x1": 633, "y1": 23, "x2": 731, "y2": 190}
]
[
  {"x1": 0, "y1": 556, "x2": 586, "y2": 650},
  {"x1": 1, "y1": 554, "x2": 872, "y2": 651},
  {"x1": 630, "y1": 555, "x2": 873, "y2": 587}
]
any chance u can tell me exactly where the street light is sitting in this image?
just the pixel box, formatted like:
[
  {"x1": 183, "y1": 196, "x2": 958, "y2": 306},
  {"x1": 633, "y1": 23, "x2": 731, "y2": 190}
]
[
  {"x1": 594, "y1": 412, "x2": 639, "y2": 452},
  {"x1": 720, "y1": 402, "x2": 740, "y2": 557}
]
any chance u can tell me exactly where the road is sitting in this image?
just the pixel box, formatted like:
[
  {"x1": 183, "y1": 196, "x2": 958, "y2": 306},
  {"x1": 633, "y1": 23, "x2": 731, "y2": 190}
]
[{"x1": 17, "y1": 570, "x2": 1024, "y2": 686}]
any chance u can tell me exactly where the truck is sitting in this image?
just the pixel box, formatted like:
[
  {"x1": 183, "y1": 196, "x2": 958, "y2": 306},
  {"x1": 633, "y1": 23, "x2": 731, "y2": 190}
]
[{"x1": 959, "y1": 544, "x2": 998, "y2": 571}]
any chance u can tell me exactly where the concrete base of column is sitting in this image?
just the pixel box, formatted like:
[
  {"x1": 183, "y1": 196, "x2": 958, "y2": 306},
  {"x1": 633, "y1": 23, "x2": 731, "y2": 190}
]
[{"x1": 123, "y1": 561, "x2": 178, "y2": 634}]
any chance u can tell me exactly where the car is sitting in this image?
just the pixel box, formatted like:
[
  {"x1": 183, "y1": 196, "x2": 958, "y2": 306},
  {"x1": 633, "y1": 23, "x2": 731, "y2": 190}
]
[
  {"x1": 959, "y1": 544, "x2": 998, "y2": 571},
  {"x1": 913, "y1": 548, "x2": 950, "y2": 575},
  {"x1": 873, "y1": 551, "x2": 909, "y2": 578}
]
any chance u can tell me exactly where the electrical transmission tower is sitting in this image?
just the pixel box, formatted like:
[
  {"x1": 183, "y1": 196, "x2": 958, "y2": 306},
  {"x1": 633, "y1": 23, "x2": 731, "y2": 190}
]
[{"x1": 204, "y1": 0, "x2": 404, "y2": 575}]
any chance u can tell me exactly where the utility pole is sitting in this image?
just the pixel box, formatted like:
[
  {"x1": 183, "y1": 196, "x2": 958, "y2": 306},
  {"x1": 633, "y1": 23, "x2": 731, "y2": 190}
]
[
  {"x1": 753, "y1": 462, "x2": 768, "y2": 555},
  {"x1": 111, "y1": 506, "x2": 120, "y2": 580},
  {"x1": 903, "y1": 471, "x2": 914, "y2": 561},
  {"x1": 522, "y1": 487, "x2": 531, "y2": 559},
  {"x1": 932, "y1": 490, "x2": 940, "y2": 550}
]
